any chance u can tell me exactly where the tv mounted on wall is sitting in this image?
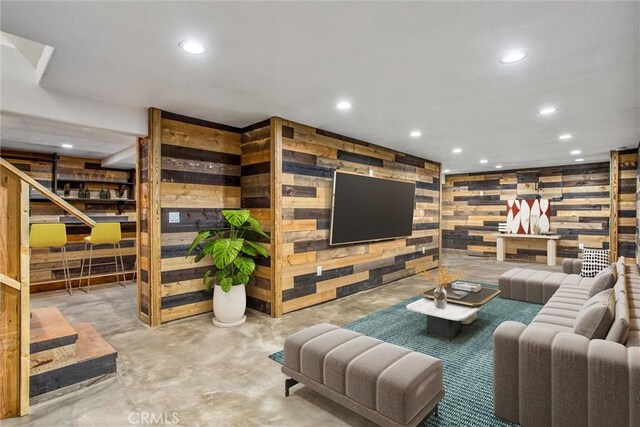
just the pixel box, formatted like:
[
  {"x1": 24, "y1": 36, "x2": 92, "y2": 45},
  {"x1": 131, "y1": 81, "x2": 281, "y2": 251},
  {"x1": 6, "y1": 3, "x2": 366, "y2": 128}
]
[{"x1": 330, "y1": 171, "x2": 416, "y2": 245}]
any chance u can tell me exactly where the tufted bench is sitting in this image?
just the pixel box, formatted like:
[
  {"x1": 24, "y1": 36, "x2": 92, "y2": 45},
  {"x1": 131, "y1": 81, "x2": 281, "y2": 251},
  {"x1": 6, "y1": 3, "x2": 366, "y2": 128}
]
[{"x1": 281, "y1": 323, "x2": 444, "y2": 427}]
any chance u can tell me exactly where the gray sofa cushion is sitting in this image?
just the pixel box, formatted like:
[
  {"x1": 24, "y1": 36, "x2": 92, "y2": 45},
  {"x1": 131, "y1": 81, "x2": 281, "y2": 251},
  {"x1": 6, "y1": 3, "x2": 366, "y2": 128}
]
[
  {"x1": 588, "y1": 265, "x2": 617, "y2": 297},
  {"x1": 574, "y1": 289, "x2": 615, "y2": 339}
]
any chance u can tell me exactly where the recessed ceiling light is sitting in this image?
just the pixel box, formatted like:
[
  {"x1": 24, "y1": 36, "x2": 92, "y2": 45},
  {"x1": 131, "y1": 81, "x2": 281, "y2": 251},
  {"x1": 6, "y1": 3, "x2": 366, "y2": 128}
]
[
  {"x1": 480, "y1": 159, "x2": 488, "y2": 164},
  {"x1": 179, "y1": 40, "x2": 206, "y2": 55},
  {"x1": 570, "y1": 150, "x2": 582, "y2": 155},
  {"x1": 575, "y1": 158, "x2": 584, "y2": 162},
  {"x1": 336, "y1": 101, "x2": 352, "y2": 110},
  {"x1": 443, "y1": 169, "x2": 450, "y2": 173},
  {"x1": 452, "y1": 148, "x2": 462, "y2": 154},
  {"x1": 498, "y1": 50, "x2": 528, "y2": 64},
  {"x1": 558, "y1": 133, "x2": 572, "y2": 141},
  {"x1": 409, "y1": 130, "x2": 422, "y2": 138},
  {"x1": 61, "y1": 144, "x2": 73, "y2": 148},
  {"x1": 495, "y1": 165, "x2": 503, "y2": 169},
  {"x1": 539, "y1": 106, "x2": 558, "y2": 115}
]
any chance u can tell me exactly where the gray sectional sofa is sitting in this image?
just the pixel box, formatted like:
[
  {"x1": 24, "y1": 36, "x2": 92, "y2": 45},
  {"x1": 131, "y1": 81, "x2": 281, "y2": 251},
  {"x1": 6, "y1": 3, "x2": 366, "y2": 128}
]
[{"x1": 493, "y1": 257, "x2": 640, "y2": 427}]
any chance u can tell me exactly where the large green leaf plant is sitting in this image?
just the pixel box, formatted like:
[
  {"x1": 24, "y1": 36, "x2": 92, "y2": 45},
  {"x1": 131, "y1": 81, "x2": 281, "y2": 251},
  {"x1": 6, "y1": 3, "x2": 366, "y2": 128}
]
[{"x1": 186, "y1": 209, "x2": 269, "y2": 292}]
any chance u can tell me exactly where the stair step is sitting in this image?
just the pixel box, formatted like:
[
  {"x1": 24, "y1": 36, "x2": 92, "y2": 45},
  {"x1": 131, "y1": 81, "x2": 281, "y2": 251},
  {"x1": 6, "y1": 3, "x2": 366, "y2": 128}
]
[
  {"x1": 30, "y1": 323, "x2": 118, "y2": 400},
  {"x1": 30, "y1": 307, "x2": 78, "y2": 353}
]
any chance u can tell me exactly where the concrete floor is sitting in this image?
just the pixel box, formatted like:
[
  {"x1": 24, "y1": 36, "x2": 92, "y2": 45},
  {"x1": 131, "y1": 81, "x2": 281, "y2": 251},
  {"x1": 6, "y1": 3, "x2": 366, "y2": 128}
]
[{"x1": 8, "y1": 253, "x2": 559, "y2": 427}]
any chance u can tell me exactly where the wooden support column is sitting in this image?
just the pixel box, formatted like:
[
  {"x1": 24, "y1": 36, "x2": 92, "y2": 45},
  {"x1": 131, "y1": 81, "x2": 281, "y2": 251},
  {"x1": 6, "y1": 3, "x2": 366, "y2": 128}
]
[
  {"x1": 0, "y1": 166, "x2": 30, "y2": 419},
  {"x1": 610, "y1": 150, "x2": 619, "y2": 261},
  {"x1": 439, "y1": 167, "x2": 443, "y2": 268},
  {"x1": 147, "y1": 108, "x2": 163, "y2": 326},
  {"x1": 270, "y1": 117, "x2": 283, "y2": 317}
]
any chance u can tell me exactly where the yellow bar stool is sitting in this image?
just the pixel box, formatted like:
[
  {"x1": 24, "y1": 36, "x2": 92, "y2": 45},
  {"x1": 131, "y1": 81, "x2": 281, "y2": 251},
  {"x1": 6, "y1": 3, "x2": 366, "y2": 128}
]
[
  {"x1": 30, "y1": 223, "x2": 72, "y2": 295},
  {"x1": 79, "y1": 222, "x2": 126, "y2": 292}
]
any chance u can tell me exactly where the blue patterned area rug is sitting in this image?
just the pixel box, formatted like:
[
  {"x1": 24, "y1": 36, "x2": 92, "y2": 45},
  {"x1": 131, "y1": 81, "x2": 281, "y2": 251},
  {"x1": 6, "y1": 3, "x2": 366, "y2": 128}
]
[{"x1": 269, "y1": 291, "x2": 541, "y2": 426}]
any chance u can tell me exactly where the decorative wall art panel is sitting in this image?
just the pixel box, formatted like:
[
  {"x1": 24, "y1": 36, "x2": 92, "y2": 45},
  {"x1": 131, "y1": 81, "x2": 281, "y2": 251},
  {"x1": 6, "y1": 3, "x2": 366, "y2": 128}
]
[{"x1": 505, "y1": 198, "x2": 551, "y2": 234}]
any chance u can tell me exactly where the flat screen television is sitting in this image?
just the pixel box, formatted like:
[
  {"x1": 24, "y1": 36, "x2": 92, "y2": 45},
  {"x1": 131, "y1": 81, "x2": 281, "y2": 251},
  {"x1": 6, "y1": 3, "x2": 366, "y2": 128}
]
[{"x1": 330, "y1": 171, "x2": 416, "y2": 245}]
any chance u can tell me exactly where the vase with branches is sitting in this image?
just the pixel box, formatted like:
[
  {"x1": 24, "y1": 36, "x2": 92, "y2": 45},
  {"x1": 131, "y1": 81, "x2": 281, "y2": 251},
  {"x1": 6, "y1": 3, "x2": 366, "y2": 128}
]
[{"x1": 421, "y1": 267, "x2": 461, "y2": 309}]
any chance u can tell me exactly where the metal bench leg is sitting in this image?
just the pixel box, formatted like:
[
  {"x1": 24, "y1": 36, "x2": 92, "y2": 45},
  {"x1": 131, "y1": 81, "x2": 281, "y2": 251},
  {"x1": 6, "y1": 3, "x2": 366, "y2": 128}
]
[{"x1": 285, "y1": 378, "x2": 298, "y2": 397}]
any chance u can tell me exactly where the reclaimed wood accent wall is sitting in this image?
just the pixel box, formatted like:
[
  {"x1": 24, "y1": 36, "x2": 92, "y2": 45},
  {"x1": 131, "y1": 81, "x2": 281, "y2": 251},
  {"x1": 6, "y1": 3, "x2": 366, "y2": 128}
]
[
  {"x1": 0, "y1": 151, "x2": 136, "y2": 293},
  {"x1": 637, "y1": 144, "x2": 640, "y2": 264},
  {"x1": 616, "y1": 149, "x2": 638, "y2": 260},
  {"x1": 443, "y1": 162, "x2": 611, "y2": 263},
  {"x1": 142, "y1": 110, "x2": 441, "y2": 321},
  {"x1": 157, "y1": 112, "x2": 242, "y2": 323},
  {"x1": 278, "y1": 119, "x2": 441, "y2": 314},
  {"x1": 137, "y1": 137, "x2": 151, "y2": 324},
  {"x1": 240, "y1": 120, "x2": 273, "y2": 315}
]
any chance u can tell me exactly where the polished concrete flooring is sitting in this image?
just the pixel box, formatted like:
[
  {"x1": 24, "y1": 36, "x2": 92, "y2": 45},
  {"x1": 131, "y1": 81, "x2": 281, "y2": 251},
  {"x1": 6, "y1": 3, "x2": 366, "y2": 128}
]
[{"x1": 9, "y1": 253, "x2": 559, "y2": 427}]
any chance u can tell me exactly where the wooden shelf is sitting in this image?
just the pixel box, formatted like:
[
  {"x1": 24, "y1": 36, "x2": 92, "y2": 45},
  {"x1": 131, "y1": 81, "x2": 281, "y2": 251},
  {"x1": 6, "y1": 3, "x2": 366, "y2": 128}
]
[
  {"x1": 57, "y1": 178, "x2": 134, "y2": 185},
  {"x1": 30, "y1": 196, "x2": 135, "y2": 204}
]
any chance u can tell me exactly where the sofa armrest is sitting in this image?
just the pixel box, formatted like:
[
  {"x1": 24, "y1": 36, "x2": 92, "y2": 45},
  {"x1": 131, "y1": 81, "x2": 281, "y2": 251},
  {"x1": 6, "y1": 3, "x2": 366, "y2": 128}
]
[
  {"x1": 562, "y1": 258, "x2": 582, "y2": 274},
  {"x1": 493, "y1": 321, "x2": 527, "y2": 423}
]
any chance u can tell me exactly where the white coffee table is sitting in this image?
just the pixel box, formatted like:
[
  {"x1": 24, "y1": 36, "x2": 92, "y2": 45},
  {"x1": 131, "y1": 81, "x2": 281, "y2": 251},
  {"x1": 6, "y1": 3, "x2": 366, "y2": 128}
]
[{"x1": 407, "y1": 298, "x2": 479, "y2": 338}]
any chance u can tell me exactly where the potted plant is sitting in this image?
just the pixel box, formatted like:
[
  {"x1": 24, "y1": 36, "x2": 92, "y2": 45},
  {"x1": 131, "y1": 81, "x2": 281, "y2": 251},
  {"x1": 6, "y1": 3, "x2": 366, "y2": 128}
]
[{"x1": 186, "y1": 209, "x2": 269, "y2": 327}]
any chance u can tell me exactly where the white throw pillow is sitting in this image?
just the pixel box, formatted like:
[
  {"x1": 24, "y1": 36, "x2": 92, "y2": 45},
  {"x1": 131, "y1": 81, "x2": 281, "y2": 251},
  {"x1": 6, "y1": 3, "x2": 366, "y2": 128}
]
[{"x1": 580, "y1": 249, "x2": 610, "y2": 278}]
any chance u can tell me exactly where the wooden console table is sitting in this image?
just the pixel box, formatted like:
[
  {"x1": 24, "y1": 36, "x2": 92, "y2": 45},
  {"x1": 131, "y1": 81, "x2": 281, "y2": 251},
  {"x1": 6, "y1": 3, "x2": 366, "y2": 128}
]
[{"x1": 492, "y1": 233, "x2": 561, "y2": 266}]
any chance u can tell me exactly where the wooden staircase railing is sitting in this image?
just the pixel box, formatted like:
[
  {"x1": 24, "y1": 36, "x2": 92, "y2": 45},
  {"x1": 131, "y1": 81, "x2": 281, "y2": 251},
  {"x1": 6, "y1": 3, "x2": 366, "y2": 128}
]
[
  {"x1": 0, "y1": 158, "x2": 96, "y2": 227},
  {"x1": 1, "y1": 156, "x2": 99, "y2": 419}
]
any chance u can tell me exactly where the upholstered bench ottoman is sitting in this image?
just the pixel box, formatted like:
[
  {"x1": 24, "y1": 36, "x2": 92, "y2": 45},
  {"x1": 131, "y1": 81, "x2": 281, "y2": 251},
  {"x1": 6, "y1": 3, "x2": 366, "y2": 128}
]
[{"x1": 281, "y1": 323, "x2": 444, "y2": 427}]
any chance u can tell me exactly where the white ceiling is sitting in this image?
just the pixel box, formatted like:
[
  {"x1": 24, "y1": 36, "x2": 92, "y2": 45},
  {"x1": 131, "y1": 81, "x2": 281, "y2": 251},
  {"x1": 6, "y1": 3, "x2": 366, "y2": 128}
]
[
  {"x1": 1, "y1": 1, "x2": 638, "y2": 173},
  {"x1": 0, "y1": 112, "x2": 136, "y2": 167}
]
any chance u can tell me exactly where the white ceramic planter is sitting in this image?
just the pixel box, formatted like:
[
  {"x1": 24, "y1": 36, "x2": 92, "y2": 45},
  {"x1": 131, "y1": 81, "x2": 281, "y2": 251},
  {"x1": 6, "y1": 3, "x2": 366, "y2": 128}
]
[{"x1": 212, "y1": 283, "x2": 247, "y2": 327}]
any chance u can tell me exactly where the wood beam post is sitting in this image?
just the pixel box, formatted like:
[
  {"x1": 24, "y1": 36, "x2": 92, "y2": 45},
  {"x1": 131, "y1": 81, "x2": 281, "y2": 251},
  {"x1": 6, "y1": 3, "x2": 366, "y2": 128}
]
[
  {"x1": 610, "y1": 150, "x2": 619, "y2": 261},
  {"x1": 0, "y1": 167, "x2": 30, "y2": 419},
  {"x1": 147, "y1": 108, "x2": 163, "y2": 326},
  {"x1": 270, "y1": 117, "x2": 283, "y2": 317}
]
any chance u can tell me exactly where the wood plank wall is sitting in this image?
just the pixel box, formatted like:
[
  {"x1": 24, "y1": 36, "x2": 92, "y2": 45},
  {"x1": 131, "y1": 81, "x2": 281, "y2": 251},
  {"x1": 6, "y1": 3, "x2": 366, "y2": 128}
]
[
  {"x1": 137, "y1": 138, "x2": 151, "y2": 323},
  {"x1": 142, "y1": 111, "x2": 441, "y2": 321},
  {"x1": 0, "y1": 151, "x2": 136, "y2": 292},
  {"x1": 442, "y1": 162, "x2": 612, "y2": 263},
  {"x1": 278, "y1": 119, "x2": 441, "y2": 314},
  {"x1": 617, "y1": 149, "x2": 638, "y2": 260},
  {"x1": 157, "y1": 113, "x2": 242, "y2": 323},
  {"x1": 240, "y1": 120, "x2": 273, "y2": 315},
  {"x1": 637, "y1": 144, "x2": 640, "y2": 264}
]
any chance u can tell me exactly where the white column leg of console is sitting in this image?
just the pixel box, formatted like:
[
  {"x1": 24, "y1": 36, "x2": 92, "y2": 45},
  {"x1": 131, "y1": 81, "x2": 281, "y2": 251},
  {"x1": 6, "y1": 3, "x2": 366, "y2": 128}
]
[
  {"x1": 496, "y1": 236, "x2": 505, "y2": 262},
  {"x1": 547, "y1": 239, "x2": 557, "y2": 266}
]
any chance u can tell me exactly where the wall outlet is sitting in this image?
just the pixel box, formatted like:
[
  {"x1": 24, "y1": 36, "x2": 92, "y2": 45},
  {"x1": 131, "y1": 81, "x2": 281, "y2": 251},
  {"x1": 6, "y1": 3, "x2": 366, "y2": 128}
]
[
  {"x1": 578, "y1": 243, "x2": 585, "y2": 250},
  {"x1": 168, "y1": 212, "x2": 180, "y2": 223},
  {"x1": 368, "y1": 168, "x2": 374, "y2": 177},
  {"x1": 422, "y1": 246, "x2": 426, "y2": 254},
  {"x1": 480, "y1": 190, "x2": 484, "y2": 196},
  {"x1": 316, "y1": 266, "x2": 322, "y2": 276}
]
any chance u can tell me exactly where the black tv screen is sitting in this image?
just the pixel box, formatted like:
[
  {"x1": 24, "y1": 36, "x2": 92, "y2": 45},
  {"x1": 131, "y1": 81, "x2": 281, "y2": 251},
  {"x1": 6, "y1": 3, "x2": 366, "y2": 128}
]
[{"x1": 330, "y1": 171, "x2": 416, "y2": 245}]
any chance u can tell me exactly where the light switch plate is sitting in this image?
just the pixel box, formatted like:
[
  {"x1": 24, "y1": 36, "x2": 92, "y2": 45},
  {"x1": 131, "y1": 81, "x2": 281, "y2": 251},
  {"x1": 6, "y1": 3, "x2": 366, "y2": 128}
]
[
  {"x1": 316, "y1": 266, "x2": 322, "y2": 276},
  {"x1": 169, "y1": 212, "x2": 180, "y2": 223},
  {"x1": 578, "y1": 243, "x2": 584, "y2": 250}
]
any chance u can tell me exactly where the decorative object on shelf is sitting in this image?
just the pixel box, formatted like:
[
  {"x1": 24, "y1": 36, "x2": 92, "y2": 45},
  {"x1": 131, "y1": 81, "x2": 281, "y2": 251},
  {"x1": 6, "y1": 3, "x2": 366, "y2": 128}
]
[
  {"x1": 186, "y1": 209, "x2": 270, "y2": 327},
  {"x1": 78, "y1": 186, "x2": 90, "y2": 199},
  {"x1": 63, "y1": 183, "x2": 71, "y2": 197},
  {"x1": 117, "y1": 184, "x2": 126, "y2": 198},
  {"x1": 421, "y1": 267, "x2": 461, "y2": 310},
  {"x1": 531, "y1": 214, "x2": 541, "y2": 234},
  {"x1": 506, "y1": 198, "x2": 551, "y2": 234},
  {"x1": 99, "y1": 188, "x2": 111, "y2": 200}
]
